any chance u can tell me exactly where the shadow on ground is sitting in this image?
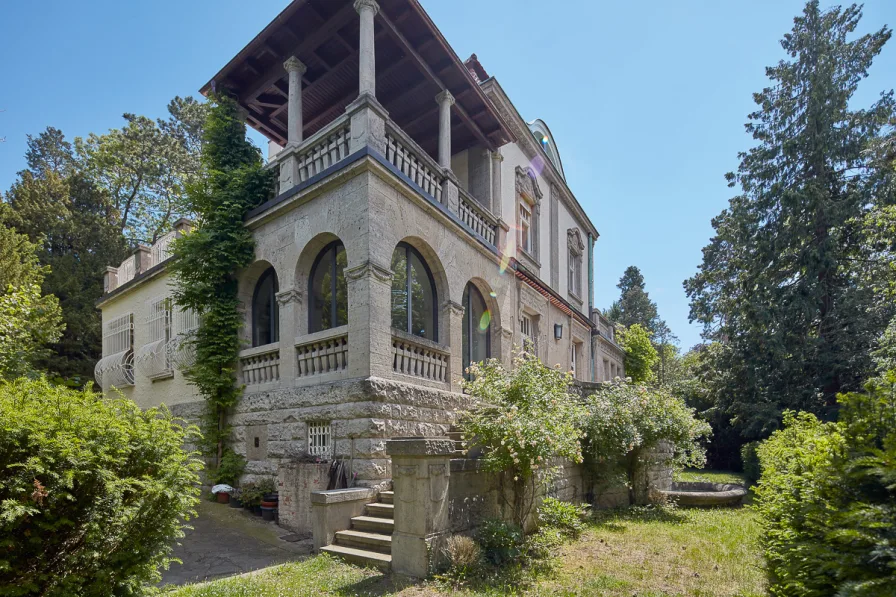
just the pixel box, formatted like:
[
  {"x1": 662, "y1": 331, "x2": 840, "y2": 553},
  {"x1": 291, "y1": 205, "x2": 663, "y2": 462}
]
[{"x1": 160, "y1": 500, "x2": 312, "y2": 586}]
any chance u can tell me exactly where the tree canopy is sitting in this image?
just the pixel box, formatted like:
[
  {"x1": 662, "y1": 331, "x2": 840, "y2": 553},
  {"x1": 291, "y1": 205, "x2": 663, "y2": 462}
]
[
  {"x1": 684, "y1": 1, "x2": 896, "y2": 438},
  {"x1": 606, "y1": 266, "x2": 659, "y2": 333}
]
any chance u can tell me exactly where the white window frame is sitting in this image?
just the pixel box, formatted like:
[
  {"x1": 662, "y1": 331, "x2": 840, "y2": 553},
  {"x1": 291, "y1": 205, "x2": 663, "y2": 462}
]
[
  {"x1": 570, "y1": 342, "x2": 578, "y2": 378},
  {"x1": 307, "y1": 421, "x2": 332, "y2": 458},
  {"x1": 519, "y1": 202, "x2": 532, "y2": 254}
]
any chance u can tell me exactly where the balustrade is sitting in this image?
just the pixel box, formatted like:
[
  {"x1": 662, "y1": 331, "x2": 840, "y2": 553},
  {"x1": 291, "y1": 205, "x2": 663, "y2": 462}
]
[
  {"x1": 295, "y1": 328, "x2": 349, "y2": 378},
  {"x1": 391, "y1": 331, "x2": 449, "y2": 384},
  {"x1": 239, "y1": 345, "x2": 281, "y2": 386}
]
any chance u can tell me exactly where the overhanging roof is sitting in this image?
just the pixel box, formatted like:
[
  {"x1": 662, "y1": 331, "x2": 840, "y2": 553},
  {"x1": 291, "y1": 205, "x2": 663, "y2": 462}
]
[{"x1": 201, "y1": 0, "x2": 514, "y2": 157}]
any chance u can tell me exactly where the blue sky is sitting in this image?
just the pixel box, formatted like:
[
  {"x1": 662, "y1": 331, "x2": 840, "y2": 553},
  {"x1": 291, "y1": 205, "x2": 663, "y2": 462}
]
[{"x1": 1, "y1": 0, "x2": 894, "y2": 350}]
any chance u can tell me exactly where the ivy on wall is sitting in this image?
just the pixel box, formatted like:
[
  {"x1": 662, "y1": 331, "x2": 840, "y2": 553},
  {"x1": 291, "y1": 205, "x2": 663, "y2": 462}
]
[{"x1": 169, "y1": 95, "x2": 276, "y2": 465}]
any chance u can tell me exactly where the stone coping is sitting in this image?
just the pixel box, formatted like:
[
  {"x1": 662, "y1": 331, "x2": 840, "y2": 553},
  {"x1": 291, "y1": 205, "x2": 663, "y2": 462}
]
[
  {"x1": 385, "y1": 437, "x2": 456, "y2": 457},
  {"x1": 658, "y1": 481, "x2": 748, "y2": 508},
  {"x1": 310, "y1": 487, "x2": 375, "y2": 505}
]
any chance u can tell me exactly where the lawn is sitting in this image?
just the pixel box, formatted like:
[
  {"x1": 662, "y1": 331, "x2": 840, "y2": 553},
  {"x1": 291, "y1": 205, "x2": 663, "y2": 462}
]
[{"x1": 165, "y1": 471, "x2": 766, "y2": 597}]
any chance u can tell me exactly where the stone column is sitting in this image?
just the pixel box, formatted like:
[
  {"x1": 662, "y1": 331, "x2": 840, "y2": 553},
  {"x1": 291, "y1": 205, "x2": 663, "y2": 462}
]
[
  {"x1": 386, "y1": 438, "x2": 455, "y2": 578},
  {"x1": 435, "y1": 90, "x2": 455, "y2": 170},
  {"x1": 444, "y1": 300, "x2": 465, "y2": 393},
  {"x1": 491, "y1": 149, "x2": 504, "y2": 218},
  {"x1": 354, "y1": 0, "x2": 380, "y2": 98},
  {"x1": 276, "y1": 289, "x2": 302, "y2": 381},
  {"x1": 344, "y1": 260, "x2": 394, "y2": 379},
  {"x1": 283, "y1": 56, "x2": 307, "y2": 147}
]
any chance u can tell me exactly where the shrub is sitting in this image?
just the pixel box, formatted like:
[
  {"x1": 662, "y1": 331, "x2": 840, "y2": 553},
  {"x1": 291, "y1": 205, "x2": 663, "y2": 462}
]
[
  {"x1": 476, "y1": 518, "x2": 525, "y2": 567},
  {"x1": 537, "y1": 497, "x2": 588, "y2": 538},
  {"x1": 583, "y1": 380, "x2": 711, "y2": 504},
  {"x1": 0, "y1": 378, "x2": 202, "y2": 596},
  {"x1": 444, "y1": 535, "x2": 481, "y2": 571},
  {"x1": 461, "y1": 353, "x2": 587, "y2": 526},
  {"x1": 755, "y1": 373, "x2": 896, "y2": 597},
  {"x1": 740, "y1": 440, "x2": 761, "y2": 483},
  {"x1": 210, "y1": 448, "x2": 246, "y2": 486}
]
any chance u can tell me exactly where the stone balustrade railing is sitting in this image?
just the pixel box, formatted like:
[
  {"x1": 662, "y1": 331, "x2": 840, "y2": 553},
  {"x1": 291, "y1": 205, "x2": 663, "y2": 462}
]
[
  {"x1": 104, "y1": 219, "x2": 191, "y2": 293},
  {"x1": 458, "y1": 187, "x2": 498, "y2": 245},
  {"x1": 151, "y1": 230, "x2": 176, "y2": 265},
  {"x1": 239, "y1": 344, "x2": 281, "y2": 386},
  {"x1": 273, "y1": 115, "x2": 351, "y2": 194},
  {"x1": 391, "y1": 330, "x2": 450, "y2": 384},
  {"x1": 117, "y1": 255, "x2": 137, "y2": 287},
  {"x1": 295, "y1": 326, "x2": 349, "y2": 378},
  {"x1": 384, "y1": 121, "x2": 444, "y2": 203}
]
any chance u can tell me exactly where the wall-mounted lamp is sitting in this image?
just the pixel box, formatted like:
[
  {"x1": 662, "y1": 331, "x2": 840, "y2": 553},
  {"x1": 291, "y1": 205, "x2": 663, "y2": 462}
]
[{"x1": 554, "y1": 323, "x2": 563, "y2": 340}]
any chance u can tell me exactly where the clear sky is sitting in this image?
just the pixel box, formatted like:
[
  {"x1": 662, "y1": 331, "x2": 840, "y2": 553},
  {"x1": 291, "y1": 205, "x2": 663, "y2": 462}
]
[{"x1": 1, "y1": 0, "x2": 894, "y2": 350}]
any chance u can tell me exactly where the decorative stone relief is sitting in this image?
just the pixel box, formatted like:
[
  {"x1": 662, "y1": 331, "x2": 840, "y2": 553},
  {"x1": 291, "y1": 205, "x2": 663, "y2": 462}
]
[
  {"x1": 515, "y1": 166, "x2": 543, "y2": 203},
  {"x1": 567, "y1": 228, "x2": 585, "y2": 254},
  {"x1": 276, "y1": 288, "x2": 303, "y2": 306},
  {"x1": 520, "y1": 283, "x2": 546, "y2": 314},
  {"x1": 344, "y1": 260, "x2": 393, "y2": 284}
]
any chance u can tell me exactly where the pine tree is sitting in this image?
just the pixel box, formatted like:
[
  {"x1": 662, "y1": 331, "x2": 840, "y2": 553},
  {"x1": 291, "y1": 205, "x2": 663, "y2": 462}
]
[
  {"x1": 609, "y1": 266, "x2": 659, "y2": 333},
  {"x1": 685, "y1": 1, "x2": 896, "y2": 437}
]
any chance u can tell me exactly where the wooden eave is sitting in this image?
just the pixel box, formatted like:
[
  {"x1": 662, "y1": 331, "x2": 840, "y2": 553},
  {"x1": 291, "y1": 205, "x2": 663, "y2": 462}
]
[{"x1": 201, "y1": 0, "x2": 513, "y2": 159}]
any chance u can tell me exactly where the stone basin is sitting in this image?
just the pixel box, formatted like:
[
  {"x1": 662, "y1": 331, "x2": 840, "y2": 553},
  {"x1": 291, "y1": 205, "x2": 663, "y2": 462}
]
[{"x1": 658, "y1": 481, "x2": 748, "y2": 507}]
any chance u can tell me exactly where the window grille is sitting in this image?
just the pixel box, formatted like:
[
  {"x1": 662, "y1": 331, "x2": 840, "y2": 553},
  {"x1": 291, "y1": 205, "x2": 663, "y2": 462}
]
[
  {"x1": 307, "y1": 422, "x2": 332, "y2": 457},
  {"x1": 96, "y1": 314, "x2": 135, "y2": 389},
  {"x1": 137, "y1": 297, "x2": 172, "y2": 379},
  {"x1": 103, "y1": 314, "x2": 134, "y2": 355}
]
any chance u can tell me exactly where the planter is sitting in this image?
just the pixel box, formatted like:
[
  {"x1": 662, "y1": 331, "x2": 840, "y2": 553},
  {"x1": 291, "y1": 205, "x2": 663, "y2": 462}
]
[
  {"x1": 263, "y1": 493, "x2": 279, "y2": 502},
  {"x1": 216, "y1": 492, "x2": 230, "y2": 504},
  {"x1": 261, "y1": 506, "x2": 277, "y2": 522},
  {"x1": 229, "y1": 497, "x2": 243, "y2": 508},
  {"x1": 260, "y1": 500, "x2": 278, "y2": 508},
  {"x1": 253, "y1": 505, "x2": 263, "y2": 516}
]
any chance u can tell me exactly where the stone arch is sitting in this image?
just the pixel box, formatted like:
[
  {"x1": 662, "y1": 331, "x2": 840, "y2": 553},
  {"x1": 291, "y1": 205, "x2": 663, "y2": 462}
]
[
  {"x1": 463, "y1": 276, "x2": 505, "y2": 368},
  {"x1": 237, "y1": 260, "x2": 278, "y2": 346},
  {"x1": 390, "y1": 236, "x2": 449, "y2": 344},
  {"x1": 294, "y1": 232, "x2": 350, "y2": 336}
]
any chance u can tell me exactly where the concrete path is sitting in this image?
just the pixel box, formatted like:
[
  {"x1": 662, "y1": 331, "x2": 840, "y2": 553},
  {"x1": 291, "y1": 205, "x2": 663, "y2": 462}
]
[{"x1": 161, "y1": 500, "x2": 313, "y2": 587}]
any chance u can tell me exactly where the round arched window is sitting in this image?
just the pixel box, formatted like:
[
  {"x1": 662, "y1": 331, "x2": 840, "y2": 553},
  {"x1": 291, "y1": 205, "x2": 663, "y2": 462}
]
[
  {"x1": 390, "y1": 242, "x2": 438, "y2": 342},
  {"x1": 309, "y1": 241, "x2": 348, "y2": 333},
  {"x1": 462, "y1": 282, "x2": 491, "y2": 378},
  {"x1": 252, "y1": 267, "x2": 279, "y2": 347}
]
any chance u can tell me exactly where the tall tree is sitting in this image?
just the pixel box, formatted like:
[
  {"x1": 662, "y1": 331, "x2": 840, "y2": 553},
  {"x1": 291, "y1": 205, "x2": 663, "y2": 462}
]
[
  {"x1": 0, "y1": 224, "x2": 64, "y2": 380},
  {"x1": 3, "y1": 130, "x2": 128, "y2": 383},
  {"x1": 608, "y1": 266, "x2": 659, "y2": 333},
  {"x1": 685, "y1": 2, "x2": 896, "y2": 438},
  {"x1": 653, "y1": 319, "x2": 679, "y2": 386}
]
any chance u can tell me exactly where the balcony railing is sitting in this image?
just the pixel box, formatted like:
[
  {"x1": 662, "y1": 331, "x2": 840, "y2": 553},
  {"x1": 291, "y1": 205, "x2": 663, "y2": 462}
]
[
  {"x1": 384, "y1": 121, "x2": 443, "y2": 203},
  {"x1": 274, "y1": 115, "x2": 351, "y2": 192},
  {"x1": 239, "y1": 344, "x2": 281, "y2": 386},
  {"x1": 391, "y1": 330, "x2": 449, "y2": 384},
  {"x1": 458, "y1": 187, "x2": 498, "y2": 245},
  {"x1": 118, "y1": 255, "x2": 137, "y2": 286},
  {"x1": 295, "y1": 327, "x2": 349, "y2": 378}
]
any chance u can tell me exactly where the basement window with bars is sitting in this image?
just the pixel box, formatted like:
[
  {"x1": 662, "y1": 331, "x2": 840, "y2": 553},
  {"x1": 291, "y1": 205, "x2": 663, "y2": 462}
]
[{"x1": 307, "y1": 421, "x2": 332, "y2": 458}]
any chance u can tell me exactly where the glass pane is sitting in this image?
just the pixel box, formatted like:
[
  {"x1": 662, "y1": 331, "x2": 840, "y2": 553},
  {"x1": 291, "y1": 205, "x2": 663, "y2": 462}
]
[
  {"x1": 410, "y1": 250, "x2": 435, "y2": 341},
  {"x1": 470, "y1": 285, "x2": 490, "y2": 364},
  {"x1": 334, "y1": 245, "x2": 347, "y2": 327},
  {"x1": 310, "y1": 247, "x2": 334, "y2": 333},
  {"x1": 253, "y1": 270, "x2": 275, "y2": 346},
  {"x1": 391, "y1": 247, "x2": 408, "y2": 332}
]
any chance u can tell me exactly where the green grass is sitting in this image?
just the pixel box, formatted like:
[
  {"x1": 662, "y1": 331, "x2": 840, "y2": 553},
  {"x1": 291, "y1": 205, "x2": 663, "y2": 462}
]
[
  {"x1": 165, "y1": 474, "x2": 766, "y2": 597},
  {"x1": 675, "y1": 469, "x2": 749, "y2": 486}
]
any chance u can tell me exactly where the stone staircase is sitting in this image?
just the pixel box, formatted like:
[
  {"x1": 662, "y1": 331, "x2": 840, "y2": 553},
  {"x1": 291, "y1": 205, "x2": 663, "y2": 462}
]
[{"x1": 320, "y1": 490, "x2": 395, "y2": 569}]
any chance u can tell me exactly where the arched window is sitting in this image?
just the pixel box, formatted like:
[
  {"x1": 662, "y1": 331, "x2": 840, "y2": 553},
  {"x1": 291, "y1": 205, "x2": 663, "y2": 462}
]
[
  {"x1": 462, "y1": 283, "x2": 491, "y2": 378},
  {"x1": 390, "y1": 242, "x2": 438, "y2": 342},
  {"x1": 309, "y1": 241, "x2": 348, "y2": 333},
  {"x1": 252, "y1": 267, "x2": 279, "y2": 347}
]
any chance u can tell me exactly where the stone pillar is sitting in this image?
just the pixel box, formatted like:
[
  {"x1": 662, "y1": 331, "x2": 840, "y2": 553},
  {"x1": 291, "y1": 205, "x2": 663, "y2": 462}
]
[
  {"x1": 346, "y1": 94, "x2": 388, "y2": 156},
  {"x1": 444, "y1": 300, "x2": 465, "y2": 392},
  {"x1": 441, "y1": 175, "x2": 459, "y2": 215},
  {"x1": 386, "y1": 438, "x2": 455, "y2": 578},
  {"x1": 134, "y1": 244, "x2": 152, "y2": 274},
  {"x1": 435, "y1": 90, "x2": 455, "y2": 170},
  {"x1": 344, "y1": 260, "x2": 394, "y2": 379},
  {"x1": 468, "y1": 147, "x2": 492, "y2": 209},
  {"x1": 354, "y1": 0, "x2": 380, "y2": 98},
  {"x1": 491, "y1": 149, "x2": 504, "y2": 218},
  {"x1": 284, "y1": 56, "x2": 308, "y2": 147},
  {"x1": 103, "y1": 267, "x2": 119, "y2": 294},
  {"x1": 173, "y1": 218, "x2": 192, "y2": 237},
  {"x1": 276, "y1": 288, "x2": 302, "y2": 381}
]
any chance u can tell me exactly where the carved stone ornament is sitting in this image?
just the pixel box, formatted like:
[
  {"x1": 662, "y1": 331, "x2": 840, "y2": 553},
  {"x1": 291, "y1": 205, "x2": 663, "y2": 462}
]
[
  {"x1": 567, "y1": 228, "x2": 585, "y2": 255},
  {"x1": 444, "y1": 300, "x2": 465, "y2": 318},
  {"x1": 394, "y1": 464, "x2": 417, "y2": 478},
  {"x1": 344, "y1": 260, "x2": 393, "y2": 283},
  {"x1": 283, "y1": 56, "x2": 307, "y2": 75},
  {"x1": 276, "y1": 288, "x2": 303, "y2": 306},
  {"x1": 515, "y1": 166, "x2": 543, "y2": 203},
  {"x1": 353, "y1": 0, "x2": 380, "y2": 15}
]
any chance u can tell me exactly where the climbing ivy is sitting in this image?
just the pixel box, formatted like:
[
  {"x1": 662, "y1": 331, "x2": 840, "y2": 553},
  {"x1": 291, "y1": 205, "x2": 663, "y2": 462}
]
[{"x1": 169, "y1": 95, "x2": 275, "y2": 464}]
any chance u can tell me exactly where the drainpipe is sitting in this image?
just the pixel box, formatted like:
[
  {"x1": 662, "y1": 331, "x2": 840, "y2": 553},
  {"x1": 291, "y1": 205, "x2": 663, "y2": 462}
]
[{"x1": 588, "y1": 233, "x2": 595, "y2": 382}]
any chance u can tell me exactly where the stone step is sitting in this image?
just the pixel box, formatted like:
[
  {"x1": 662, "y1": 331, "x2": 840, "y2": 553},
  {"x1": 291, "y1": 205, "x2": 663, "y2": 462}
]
[
  {"x1": 365, "y1": 502, "x2": 394, "y2": 518},
  {"x1": 446, "y1": 431, "x2": 464, "y2": 441},
  {"x1": 452, "y1": 449, "x2": 466, "y2": 457},
  {"x1": 320, "y1": 544, "x2": 391, "y2": 570},
  {"x1": 335, "y1": 529, "x2": 392, "y2": 553},
  {"x1": 351, "y1": 515, "x2": 395, "y2": 534},
  {"x1": 379, "y1": 491, "x2": 394, "y2": 504}
]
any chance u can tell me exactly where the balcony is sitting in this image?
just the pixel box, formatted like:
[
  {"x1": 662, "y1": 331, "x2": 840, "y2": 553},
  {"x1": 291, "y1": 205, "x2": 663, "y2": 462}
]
[{"x1": 104, "y1": 220, "x2": 191, "y2": 293}]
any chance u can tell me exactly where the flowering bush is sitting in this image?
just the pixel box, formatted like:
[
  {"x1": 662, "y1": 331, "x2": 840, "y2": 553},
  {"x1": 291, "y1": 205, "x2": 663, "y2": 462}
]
[
  {"x1": 583, "y1": 379, "x2": 711, "y2": 504},
  {"x1": 461, "y1": 353, "x2": 587, "y2": 526}
]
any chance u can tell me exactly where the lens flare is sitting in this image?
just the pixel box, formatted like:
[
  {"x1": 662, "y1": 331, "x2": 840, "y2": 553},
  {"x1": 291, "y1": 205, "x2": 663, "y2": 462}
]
[
  {"x1": 489, "y1": 291, "x2": 497, "y2": 299},
  {"x1": 529, "y1": 154, "x2": 546, "y2": 177},
  {"x1": 479, "y1": 310, "x2": 491, "y2": 331}
]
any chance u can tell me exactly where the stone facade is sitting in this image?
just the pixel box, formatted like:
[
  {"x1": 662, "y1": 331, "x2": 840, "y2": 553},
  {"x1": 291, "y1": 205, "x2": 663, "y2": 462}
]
[{"x1": 94, "y1": 0, "x2": 625, "y2": 519}]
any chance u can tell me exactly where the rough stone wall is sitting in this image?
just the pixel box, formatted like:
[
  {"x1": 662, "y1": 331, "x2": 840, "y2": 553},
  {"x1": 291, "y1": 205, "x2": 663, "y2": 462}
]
[{"x1": 277, "y1": 462, "x2": 330, "y2": 535}]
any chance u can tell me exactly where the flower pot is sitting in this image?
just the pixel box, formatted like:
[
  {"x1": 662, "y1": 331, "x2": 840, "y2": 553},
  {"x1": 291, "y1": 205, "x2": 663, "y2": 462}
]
[
  {"x1": 253, "y1": 506, "x2": 263, "y2": 516},
  {"x1": 263, "y1": 493, "x2": 279, "y2": 502},
  {"x1": 229, "y1": 497, "x2": 243, "y2": 508},
  {"x1": 260, "y1": 500, "x2": 278, "y2": 508},
  {"x1": 261, "y1": 506, "x2": 276, "y2": 522},
  {"x1": 216, "y1": 492, "x2": 230, "y2": 504}
]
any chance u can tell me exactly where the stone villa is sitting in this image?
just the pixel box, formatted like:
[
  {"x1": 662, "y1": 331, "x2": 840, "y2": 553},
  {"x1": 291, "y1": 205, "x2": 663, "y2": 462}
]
[{"x1": 94, "y1": 0, "x2": 626, "y2": 567}]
